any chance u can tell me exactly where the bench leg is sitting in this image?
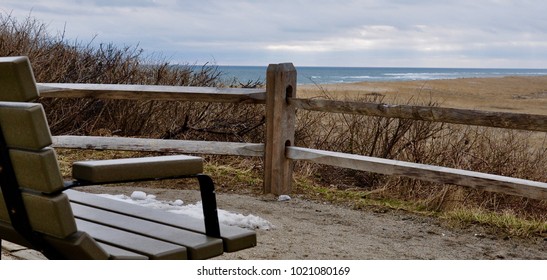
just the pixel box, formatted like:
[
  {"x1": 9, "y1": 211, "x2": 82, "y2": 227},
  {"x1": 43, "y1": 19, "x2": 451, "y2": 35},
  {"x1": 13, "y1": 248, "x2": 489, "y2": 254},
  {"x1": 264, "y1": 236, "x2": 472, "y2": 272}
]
[{"x1": 196, "y1": 174, "x2": 221, "y2": 238}]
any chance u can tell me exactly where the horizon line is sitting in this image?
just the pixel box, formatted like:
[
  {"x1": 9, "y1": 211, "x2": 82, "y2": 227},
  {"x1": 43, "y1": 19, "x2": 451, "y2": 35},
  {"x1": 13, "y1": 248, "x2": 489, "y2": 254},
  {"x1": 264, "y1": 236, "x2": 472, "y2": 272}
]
[{"x1": 209, "y1": 65, "x2": 547, "y2": 70}]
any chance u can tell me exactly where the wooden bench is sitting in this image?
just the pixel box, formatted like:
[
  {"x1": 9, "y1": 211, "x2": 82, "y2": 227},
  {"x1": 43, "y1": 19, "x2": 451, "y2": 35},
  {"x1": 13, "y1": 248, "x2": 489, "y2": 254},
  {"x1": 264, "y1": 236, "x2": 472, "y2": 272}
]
[{"x1": 0, "y1": 56, "x2": 256, "y2": 259}]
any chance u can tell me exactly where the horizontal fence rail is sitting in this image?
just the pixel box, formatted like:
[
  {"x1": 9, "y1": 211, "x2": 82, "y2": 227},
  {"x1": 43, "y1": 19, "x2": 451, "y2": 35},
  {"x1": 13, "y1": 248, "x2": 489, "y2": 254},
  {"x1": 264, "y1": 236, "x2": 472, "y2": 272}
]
[
  {"x1": 37, "y1": 83, "x2": 547, "y2": 131},
  {"x1": 52, "y1": 136, "x2": 264, "y2": 157},
  {"x1": 290, "y1": 98, "x2": 547, "y2": 132},
  {"x1": 38, "y1": 83, "x2": 267, "y2": 104},
  {"x1": 286, "y1": 147, "x2": 547, "y2": 201}
]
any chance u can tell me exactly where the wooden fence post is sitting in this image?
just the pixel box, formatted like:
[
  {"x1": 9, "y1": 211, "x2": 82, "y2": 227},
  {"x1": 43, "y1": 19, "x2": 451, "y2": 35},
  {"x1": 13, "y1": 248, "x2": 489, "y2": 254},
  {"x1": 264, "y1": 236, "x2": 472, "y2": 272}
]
[{"x1": 263, "y1": 63, "x2": 297, "y2": 195}]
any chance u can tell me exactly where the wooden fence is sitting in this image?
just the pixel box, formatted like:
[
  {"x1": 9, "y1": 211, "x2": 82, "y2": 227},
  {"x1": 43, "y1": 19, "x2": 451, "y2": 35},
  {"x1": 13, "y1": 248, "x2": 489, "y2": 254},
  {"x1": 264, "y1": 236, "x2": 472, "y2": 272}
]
[{"x1": 39, "y1": 63, "x2": 547, "y2": 201}]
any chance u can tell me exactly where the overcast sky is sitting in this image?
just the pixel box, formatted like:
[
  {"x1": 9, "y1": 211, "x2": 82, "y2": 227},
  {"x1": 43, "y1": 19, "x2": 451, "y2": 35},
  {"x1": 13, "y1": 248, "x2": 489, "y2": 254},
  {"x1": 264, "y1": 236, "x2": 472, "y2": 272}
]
[{"x1": 2, "y1": 0, "x2": 547, "y2": 68}]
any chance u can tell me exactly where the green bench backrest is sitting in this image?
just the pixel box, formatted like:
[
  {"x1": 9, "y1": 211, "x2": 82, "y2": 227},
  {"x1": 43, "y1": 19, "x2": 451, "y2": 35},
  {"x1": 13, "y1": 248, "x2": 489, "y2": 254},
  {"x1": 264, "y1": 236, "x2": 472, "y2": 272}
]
[
  {"x1": 0, "y1": 101, "x2": 78, "y2": 238},
  {"x1": 0, "y1": 57, "x2": 105, "y2": 259}
]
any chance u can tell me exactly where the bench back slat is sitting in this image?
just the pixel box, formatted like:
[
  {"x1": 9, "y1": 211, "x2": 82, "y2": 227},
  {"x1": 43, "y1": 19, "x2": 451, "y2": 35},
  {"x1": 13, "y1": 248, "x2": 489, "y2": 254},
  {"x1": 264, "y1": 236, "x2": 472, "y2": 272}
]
[
  {"x1": 0, "y1": 192, "x2": 77, "y2": 238},
  {"x1": 0, "y1": 56, "x2": 40, "y2": 102},
  {"x1": 0, "y1": 102, "x2": 52, "y2": 150},
  {"x1": 10, "y1": 148, "x2": 65, "y2": 193}
]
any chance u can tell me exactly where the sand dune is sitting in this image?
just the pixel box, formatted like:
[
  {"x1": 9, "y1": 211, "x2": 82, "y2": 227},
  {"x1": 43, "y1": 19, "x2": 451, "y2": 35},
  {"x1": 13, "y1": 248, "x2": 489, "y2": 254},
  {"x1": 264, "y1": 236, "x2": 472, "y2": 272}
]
[{"x1": 299, "y1": 76, "x2": 547, "y2": 115}]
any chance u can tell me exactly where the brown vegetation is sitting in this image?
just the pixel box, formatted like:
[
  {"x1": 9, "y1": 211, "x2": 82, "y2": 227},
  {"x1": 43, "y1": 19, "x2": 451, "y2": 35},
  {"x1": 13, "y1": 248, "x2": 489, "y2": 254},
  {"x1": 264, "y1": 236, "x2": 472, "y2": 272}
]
[
  {"x1": 0, "y1": 13, "x2": 264, "y2": 140},
  {"x1": 294, "y1": 90, "x2": 547, "y2": 220}
]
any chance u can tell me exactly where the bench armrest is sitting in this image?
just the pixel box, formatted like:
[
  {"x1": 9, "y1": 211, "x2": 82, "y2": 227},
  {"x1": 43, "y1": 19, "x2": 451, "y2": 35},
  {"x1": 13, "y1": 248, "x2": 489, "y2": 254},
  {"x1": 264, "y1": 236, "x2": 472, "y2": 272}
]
[{"x1": 71, "y1": 155, "x2": 203, "y2": 184}]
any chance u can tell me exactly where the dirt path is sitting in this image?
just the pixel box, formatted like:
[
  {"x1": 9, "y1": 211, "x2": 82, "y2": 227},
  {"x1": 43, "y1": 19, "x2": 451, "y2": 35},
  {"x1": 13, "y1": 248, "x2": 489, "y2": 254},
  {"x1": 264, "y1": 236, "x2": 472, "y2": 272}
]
[
  {"x1": 2, "y1": 186, "x2": 545, "y2": 260},
  {"x1": 77, "y1": 186, "x2": 547, "y2": 260}
]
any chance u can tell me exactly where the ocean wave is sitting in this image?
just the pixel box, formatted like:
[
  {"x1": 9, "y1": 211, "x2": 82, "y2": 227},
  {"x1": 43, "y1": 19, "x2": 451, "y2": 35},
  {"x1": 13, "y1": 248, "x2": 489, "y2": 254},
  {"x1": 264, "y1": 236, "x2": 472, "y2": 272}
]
[{"x1": 217, "y1": 66, "x2": 547, "y2": 85}]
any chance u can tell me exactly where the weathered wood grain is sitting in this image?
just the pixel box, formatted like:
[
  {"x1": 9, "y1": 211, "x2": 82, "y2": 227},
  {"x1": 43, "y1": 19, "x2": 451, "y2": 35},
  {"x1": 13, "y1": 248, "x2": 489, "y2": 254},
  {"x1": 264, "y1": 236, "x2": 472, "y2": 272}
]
[
  {"x1": 286, "y1": 146, "x2": 547, "y2": 200},
  {"x1": 263, "y1": 63, "x2": 297, "y2": 195},
  {"x1": 290, "y1": 98, "x2": 547, "y2": 132},
  {"x1": 38, "y1": 83, "x2": 267, "y2": 104},
  {"x1": 52, "y1": 136, "x2": 264, "y2": 157}
]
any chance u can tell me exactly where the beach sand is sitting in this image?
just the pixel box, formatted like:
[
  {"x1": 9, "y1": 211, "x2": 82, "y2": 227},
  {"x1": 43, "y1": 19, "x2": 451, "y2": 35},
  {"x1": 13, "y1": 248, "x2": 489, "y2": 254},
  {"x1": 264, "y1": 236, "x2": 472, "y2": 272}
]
[{"x1": 299, "y1": 76, "x2": 547, "y2": 115}]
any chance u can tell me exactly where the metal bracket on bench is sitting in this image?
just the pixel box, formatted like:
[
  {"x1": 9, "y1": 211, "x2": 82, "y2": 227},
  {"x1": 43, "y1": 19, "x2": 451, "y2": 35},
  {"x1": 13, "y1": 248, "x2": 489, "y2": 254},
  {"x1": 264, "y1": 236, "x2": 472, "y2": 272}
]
[{"x1": 196, "y1": 174, "x2": 221, "y2": 238}]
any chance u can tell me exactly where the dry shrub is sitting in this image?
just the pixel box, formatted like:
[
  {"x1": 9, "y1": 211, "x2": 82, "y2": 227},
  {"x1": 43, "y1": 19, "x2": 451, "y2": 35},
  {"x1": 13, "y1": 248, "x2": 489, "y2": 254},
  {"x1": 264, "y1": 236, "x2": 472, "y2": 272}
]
[
  {"x1": 295, "y1": 88, "x2": 547, "y2": 219},
  {"x1": 0, "y1": 13, "x2": 264, "y2": 141}
]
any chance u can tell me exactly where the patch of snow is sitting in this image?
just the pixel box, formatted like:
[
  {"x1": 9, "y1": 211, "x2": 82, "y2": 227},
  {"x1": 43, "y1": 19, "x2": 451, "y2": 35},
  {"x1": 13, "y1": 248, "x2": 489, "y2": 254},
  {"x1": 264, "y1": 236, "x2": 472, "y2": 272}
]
[
  {"x1": 98, "y1": 191, "x2": 273, "y2": 230},
  {"x1": 278, "y1": 195, "x2": 291, "y2": 201},
  {"x1": 172, "y1": 199, "x2": 184, "y2": 206},
  {"x1": 130, "y1": 191, "x2": 148, "y2": 200}
]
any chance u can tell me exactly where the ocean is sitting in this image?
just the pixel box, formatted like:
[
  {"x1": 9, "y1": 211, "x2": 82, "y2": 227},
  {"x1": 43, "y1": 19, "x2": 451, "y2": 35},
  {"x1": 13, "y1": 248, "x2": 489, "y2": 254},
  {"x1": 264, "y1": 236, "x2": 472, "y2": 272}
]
[{"x1": 216, "y1": 66, "x2": 547, "y2": 85}]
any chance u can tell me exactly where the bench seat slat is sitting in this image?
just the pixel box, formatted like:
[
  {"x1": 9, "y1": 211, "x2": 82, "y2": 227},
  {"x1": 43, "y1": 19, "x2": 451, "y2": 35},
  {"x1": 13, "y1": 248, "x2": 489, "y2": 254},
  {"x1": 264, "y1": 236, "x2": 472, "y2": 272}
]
[
  {"x1": 71, "y1": 203, "x2": 224, "y2": 259},
  {"x1": 66, "y1": 190, "x2": 257, "y2": 252},
  {"x1": 75, "y1": 219, "x2": 187, "y2": 260},
  {"x1": 97, "y1": 242, "x2": 148, "y2": 260}
]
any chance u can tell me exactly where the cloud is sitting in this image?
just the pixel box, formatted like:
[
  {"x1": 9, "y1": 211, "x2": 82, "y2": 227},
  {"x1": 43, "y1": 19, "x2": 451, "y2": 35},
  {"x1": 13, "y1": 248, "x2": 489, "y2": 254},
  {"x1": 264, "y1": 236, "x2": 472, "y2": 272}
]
[
  {"x1": 80, "y1": 0, "x2": 157, "y2": 8},
  {"x1": 2, "y1": 0, "x2": 547, "y2": 67}
]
